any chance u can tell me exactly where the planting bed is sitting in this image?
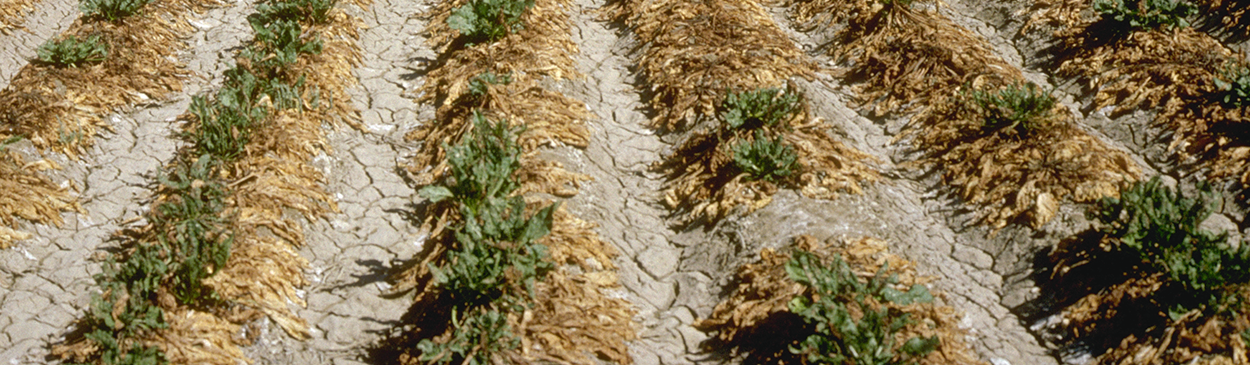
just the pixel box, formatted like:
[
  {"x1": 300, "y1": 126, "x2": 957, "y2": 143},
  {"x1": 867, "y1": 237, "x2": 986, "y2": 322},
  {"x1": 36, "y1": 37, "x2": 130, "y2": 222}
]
[{"x1": 1, "y1": 0, "x2": 1249, "y2": 363}]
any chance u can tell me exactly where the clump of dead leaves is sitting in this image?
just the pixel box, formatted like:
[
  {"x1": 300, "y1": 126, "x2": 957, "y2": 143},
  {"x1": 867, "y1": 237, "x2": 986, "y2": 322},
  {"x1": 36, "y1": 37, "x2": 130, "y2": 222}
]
[
  {"x1": 0, "y1": 147, "x2": 80, "y2": 248},
  {"x1": 0, "y1": 0, "x2": 36, "y2": 34},
  {"x1": 698, "y1": 235, "x2": 985, "y2": 364},
  {"x1": 1030, "y1": 0, "x2": 1250, "y2": 202}
]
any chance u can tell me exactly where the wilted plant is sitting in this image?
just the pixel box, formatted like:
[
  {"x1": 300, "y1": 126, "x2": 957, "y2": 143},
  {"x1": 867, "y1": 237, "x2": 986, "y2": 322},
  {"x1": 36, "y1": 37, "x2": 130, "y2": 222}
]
[
  {"x1": 731, "y1": 130, "x2": 797, "y2": 182},
  {"x1": 36, "y1": 35, "x2": 108, "y2": 68},
  {"x1": 967, "y1": 82, "x2": 1056, "y2": 137},
  {"x1": 721, "y1": 87, "x2": 802, "y2": 130},
  {"x1": 81, "y1": 241, "x2": 170, "y2": 365},
  {"x1": 79, "y1": 0, "x2": 152, "y2": 21},
  {"x1": 1093, "y1": 0, "x2": 1197, "y2": 30},
  {"x1": 153, "y1": 154, "x2": 231, "y2": 304},
  {"x1": 786, "y1": 249, "x2": 939, "y2": 364},
  {"x1": 436, "y1": 197, "x2": 556, "y2": 305},
  {"x1": 255, "y1": 0, "x2": 337, "y2": 24},
  {"x1": 415, "y1": 111, "x2": 558, "y2": 364},
  {"x1": 417, "y1": 307, "x2": 519, "y2": 365},
  {"x1": 447, "y1": 0, "x2": 534, "y2": 43},
  {"x1": 1093, "y1": 176, "x2": 1250, "y2": 318},
  {"x1": 243, "y1": 16, "x2": 323, "y2": 73},
  {"x1": 467, "y1": 72, "x2": 512, "y2": 98},
  {"x1": 1214, "y1": 60, "x2": 1250, "y2": 108}
]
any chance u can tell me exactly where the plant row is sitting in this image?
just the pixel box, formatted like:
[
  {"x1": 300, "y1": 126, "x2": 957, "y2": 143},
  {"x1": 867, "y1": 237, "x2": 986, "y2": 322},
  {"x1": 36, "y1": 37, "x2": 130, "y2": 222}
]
[
  {"x1": 699, "y1": 235, "x2": 986, "y2": 364},
  {"x1": 789, "y1": 0, "x2": 1141, "y2": 230},
  {"x1": 606, "y1": 0, "x2": 878, "y2": 226},
  {"x1": 0, "y1": 0, "x2": 221, "y2": 248},
  {"x1": 1013, "y1": 0, "x2": 1250, "y2": 361},
  {"x1": 1026, "y1": 0, "x2": 1250, "y2": 203},
  {"x1": 1036, "y1": 177, "x2": 1250, "y2": 363},
  {"x1": 379, "y1": 0, "x2": 634, "y2": 363},
  {"x1": 50, "y1": 0, "x2": 364, "y2": 362}
]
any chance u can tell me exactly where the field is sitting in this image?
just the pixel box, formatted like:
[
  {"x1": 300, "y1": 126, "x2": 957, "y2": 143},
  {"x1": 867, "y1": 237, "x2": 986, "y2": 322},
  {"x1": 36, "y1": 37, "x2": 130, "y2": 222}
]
[{"x1": 0, "y1": 0, "x2": 1248, "y2": 363}]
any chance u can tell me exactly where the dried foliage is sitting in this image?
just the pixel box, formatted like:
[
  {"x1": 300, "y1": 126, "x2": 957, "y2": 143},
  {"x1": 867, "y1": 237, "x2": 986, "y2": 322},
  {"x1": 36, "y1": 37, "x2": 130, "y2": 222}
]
[
  {"x1": 0, "y1": 0, "x2": 222, "y2": 158},
  {"x1": 1034, "y1": 0, "x2": 1250, "y2": 200},
  {"x1": 406, "y1": 78, "x2": 592, "y2": 192},
  {"x1": 0, "y1": 0, "x2": 36, "y2": 34},
  {"x1": 607, "y1": 0, "x2": 817, "y2": 132},
  {"x1": 697, "y1": 235, "x2": 985, "y2": 364},
  {"x1": 656, "y1": 101, "x2": 879, "y2": 225},
  {"x1": 1197, "y1": 0, "x2": 1250, "y2": 38},
  {"x1": 792, "y1": 0, "x2": 1139, "y2": 229},
  {"x1": 418, "y1": 0, "x2": 579, "y2": 105},
  {"x1": 0, "y1": 147, "x2": 80, "y2": 248},
  {"x1": 908, "y1": 76, "x2": 1139, "y2": 229}
]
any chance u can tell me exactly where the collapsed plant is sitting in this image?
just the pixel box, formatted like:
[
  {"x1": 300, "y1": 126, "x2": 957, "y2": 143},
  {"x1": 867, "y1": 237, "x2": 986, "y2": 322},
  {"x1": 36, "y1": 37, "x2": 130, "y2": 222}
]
[
  {"x1": 698, "y1": 235, "x2": 985, "y2": 365},
  {"x1": 1038, "y1": 176, "x2": 1250, "y2": 364}
]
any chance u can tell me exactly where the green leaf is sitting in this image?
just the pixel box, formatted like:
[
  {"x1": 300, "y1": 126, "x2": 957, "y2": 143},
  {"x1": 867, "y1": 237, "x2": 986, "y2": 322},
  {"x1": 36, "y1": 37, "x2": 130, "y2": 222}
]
[{"x1": 419, "y1": 186, "x2": 454, "y2": 203}]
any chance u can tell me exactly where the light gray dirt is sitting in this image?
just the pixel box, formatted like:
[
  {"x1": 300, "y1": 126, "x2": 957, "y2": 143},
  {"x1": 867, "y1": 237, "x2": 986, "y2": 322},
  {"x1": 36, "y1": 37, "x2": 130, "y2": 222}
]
[
  {"x1": 0, "y1": 0, "x2": 76, "y2": 89},
  {"x1": 0, "y1": 1, "x2": 253, "y2": 363},
  {"x1": 240, "y1": 0, "x2": 432, "y2": 362},
  {"x1": 553, "y1": 1, "x2": 720, "y2": 363}
]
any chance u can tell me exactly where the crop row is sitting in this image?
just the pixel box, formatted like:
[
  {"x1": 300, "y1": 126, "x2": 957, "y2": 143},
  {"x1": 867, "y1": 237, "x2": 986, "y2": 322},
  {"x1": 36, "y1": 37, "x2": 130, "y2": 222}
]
[
  {"x1": 49, "y1": 0, "x2": 364, "y2": 362},
  {"x1": 607, "y1": 0, "x2": 986, "y2": 362},
  {"x1": 606, "y1": 0, "x2": 878, "y2": 226},
  {"x1": 0, "y1": 0, "x2": 221, "y2": 248},
  {"x1": 1013, "y1": 0, "x2": 1250, "y2": 362},
  {"x1": 378, "y1": 0, "x2": 634, "y2": 362}
]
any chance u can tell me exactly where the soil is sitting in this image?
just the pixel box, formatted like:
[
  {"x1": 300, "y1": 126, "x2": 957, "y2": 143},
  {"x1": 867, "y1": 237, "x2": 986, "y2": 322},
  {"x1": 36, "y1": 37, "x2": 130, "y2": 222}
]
[{"x1": 1, "y1": 0, "x2": 1246, "y2": 364}]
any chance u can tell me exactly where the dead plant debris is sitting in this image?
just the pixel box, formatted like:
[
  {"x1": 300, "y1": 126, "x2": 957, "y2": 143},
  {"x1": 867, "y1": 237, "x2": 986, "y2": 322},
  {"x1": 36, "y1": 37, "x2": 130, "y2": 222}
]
[
  {"x1": 0, "y1": 0, "x2": 36, "y2": 34},
  {"x1": 698, "y1": 235, "x2": 985, "y2": 364}
]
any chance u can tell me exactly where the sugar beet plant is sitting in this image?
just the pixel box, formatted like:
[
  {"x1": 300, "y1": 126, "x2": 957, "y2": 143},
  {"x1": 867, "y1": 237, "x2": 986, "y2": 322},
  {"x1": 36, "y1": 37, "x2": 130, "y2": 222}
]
[
  {"x1": 732, "y1": 130, "x2": 797, "y2": 182},
  {"x1": 721, "y1": 87, "x2": 801, "y2": 130},
  {"x1": 1093, "y1": 176, "x2": 1250, "y2": 319},
  {"x1": 417, "y1": 112, "x2": 557, "y2": 364},
  {"x1": 80, "y1": 0, "x2": 152, "y2": 22},
  {"x1": 447, "y1": 0, "x2": 534, "y2": 44},
  {"x1": 1214, "y1": 60, "x2": 1250, "y2": 108},
  {"x1": 721, "y1": 87, "x2": 802, "y2": 182},
  {"x1": 36, "y1": 35, "x2": 108, "y2": 68},
  {"x1": 966, "y1": 81, "x2": 1056, "y2": 138},
  {"x1": 786, "y1": 249, "x2": 939, "y2": 364},
  {"x1": 1093, "y1": 0, "x2": 1197, "y2": 30}
]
